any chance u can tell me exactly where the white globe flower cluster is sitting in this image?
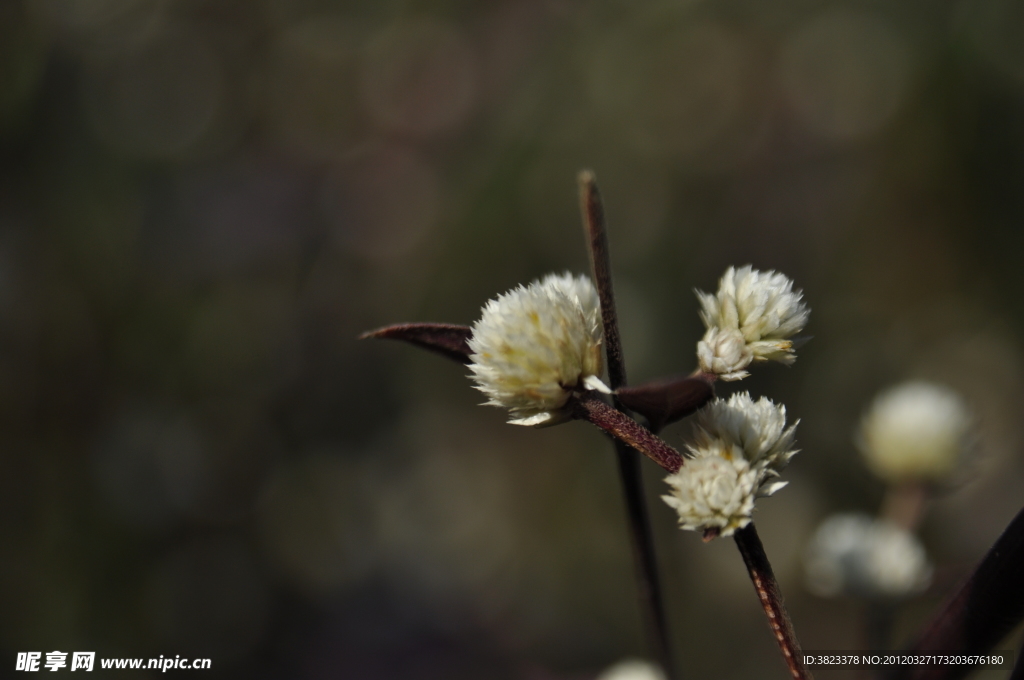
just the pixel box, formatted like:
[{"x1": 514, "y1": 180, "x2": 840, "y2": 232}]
[
  {"x1": 468, "y1": 272, "x2": 609, "y2": 426},
  {"x1": 858, "y1": 380, "x2": 972, "y2": 483},
  {"x1": 662, "y1": 393, "x2": 799, "y2": 537},
  {"x1": 696, "y1": 266, "x2": 810, "y2": 381},
  {"x1": 465, "y1": 266, "x2": 810, "y2": 538},
  {"x1": 804, "y1": 513, "x2": 932, "y2": 599}
]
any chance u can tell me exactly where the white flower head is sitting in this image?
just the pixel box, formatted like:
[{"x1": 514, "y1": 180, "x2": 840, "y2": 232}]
[
  {"x1": 597, "y1": 659, "x2": 667, "y2": 680},
  {"x1": 804, "y1": 513, "x2": 932, "y2": 599},
  {"x1": 663, "y1": 451, "x2": 758, "y2": 536},
  {"x1": 858, "y1": 381, "x2": 972, "y2": 482},
  {"x1": 695, "y1": 392, "x2": 799, "y2": 472},
  {"x1": 468, "y1": 272, "x2": 609, "y2": 426},
  {"x1": 696, "y1": 266, "x2": 810, "y2": 381},
  {"x1": 662, "y1": 393, "x2": 799, "y2": 537}
]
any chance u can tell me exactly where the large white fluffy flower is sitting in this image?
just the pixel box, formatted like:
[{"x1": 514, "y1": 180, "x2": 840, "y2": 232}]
[
  {"x1": 662, "y1": 393, "x2": 798, "y2": 537},
  {"x1": 858, "y1": 381, "x2": 971, "y2": 482},
  {"x1": 804, "y1": 513, "x2": 932, "y2": 599},
  {"x1": 696, "y1": 266, "x2": 810, "y2": 381},
  {"x1": 468, "y1": 272, "x2": 609, "y2": 426}
]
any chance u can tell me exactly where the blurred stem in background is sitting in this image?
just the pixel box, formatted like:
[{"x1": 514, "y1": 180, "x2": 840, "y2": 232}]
[
  {"x1": 880, "y1": 482, "x2": 928, "y2": 533},
  {"x1": 872, "y1": 481, "x2": 928, "y2": 655}
]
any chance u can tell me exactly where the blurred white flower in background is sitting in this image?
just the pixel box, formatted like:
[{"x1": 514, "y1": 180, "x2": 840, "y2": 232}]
[
  {"x1": 597, "y1": 658, "x2": 667, "y2": 680},
  {"x1": 696, "y1": 266, "x2": 809, "y2": 380},
  {"x1": 468, "y1": 272, "x2": 608, "y2": 426},
  {"x1": 804, "y1": 513, "x2": 932, "y2": 599},
  {"x1": 858, "y1": 381, "x2": 972, "y2": 482},
  {"x1": 662, "y1": 393, "x2": 798, "y2": 537}
]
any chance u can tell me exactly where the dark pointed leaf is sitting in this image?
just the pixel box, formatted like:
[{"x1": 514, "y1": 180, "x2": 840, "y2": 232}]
[
  {"x1": 893, "y1": 504, "x2": 1024, "y2": 680},
  {"x1": 616, "y1": 374, "x2": 715, "y2": 431},
  {"x1": 360, "y1": 323, "x2": 473, "y2": 364}
]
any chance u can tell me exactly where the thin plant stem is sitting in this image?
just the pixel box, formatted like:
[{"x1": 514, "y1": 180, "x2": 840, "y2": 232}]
[
  {"x1": 579, "y1": 170, "x2": 680, "y2": 679},
  {"x1": 571, "y1": 392, "x2": 684, "y2": 473},
  {"x1": 734, "y1": 523, "x2": 813, "y2": 680}
]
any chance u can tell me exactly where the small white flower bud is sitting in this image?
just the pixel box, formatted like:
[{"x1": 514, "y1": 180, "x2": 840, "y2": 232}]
[
  {"x1": 662, "y1": 393, "x2": 798, "y2": 537},
  {"x1": 858, "y1": 381, "x2": 971, "y2": 482},
  {"x1": 696, "y1": 328, "x2": 753, "y2": 380},
  {"x1": 468, "y1": 272, "x2": 608, "y2": 426},
  {"x1": 696, "y1": 266, "x2": 809, "y2": 380},
  {"x1": 804, "y1": 513, "x2": 932, "y2": 599}
]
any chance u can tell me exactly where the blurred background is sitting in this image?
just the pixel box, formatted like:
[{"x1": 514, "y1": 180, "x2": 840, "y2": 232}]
[{"x1": 1, "y1": 0, "x2": 1024, "y2": 677}]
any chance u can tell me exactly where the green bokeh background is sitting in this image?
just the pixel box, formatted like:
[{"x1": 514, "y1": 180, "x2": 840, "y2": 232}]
[{"x1": 1, "y1": 0, "x2": 1023, "y2": 677}]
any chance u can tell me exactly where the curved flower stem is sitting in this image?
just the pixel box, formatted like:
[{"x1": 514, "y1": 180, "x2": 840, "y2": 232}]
[
  {"x1": 734, "y1": 524, "x2": 813, "y2": 680},
  {"x1": 579, "y1": 170, "x2": 680, "y2": 680}
]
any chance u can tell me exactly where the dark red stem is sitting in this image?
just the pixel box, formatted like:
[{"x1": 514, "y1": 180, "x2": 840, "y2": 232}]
[
  {"x1": 571, "y1": 393, "x2": 685, "y2": 473},
  {"x1": 734, "y1": 524, "x2": 813, "y2": 680}
]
